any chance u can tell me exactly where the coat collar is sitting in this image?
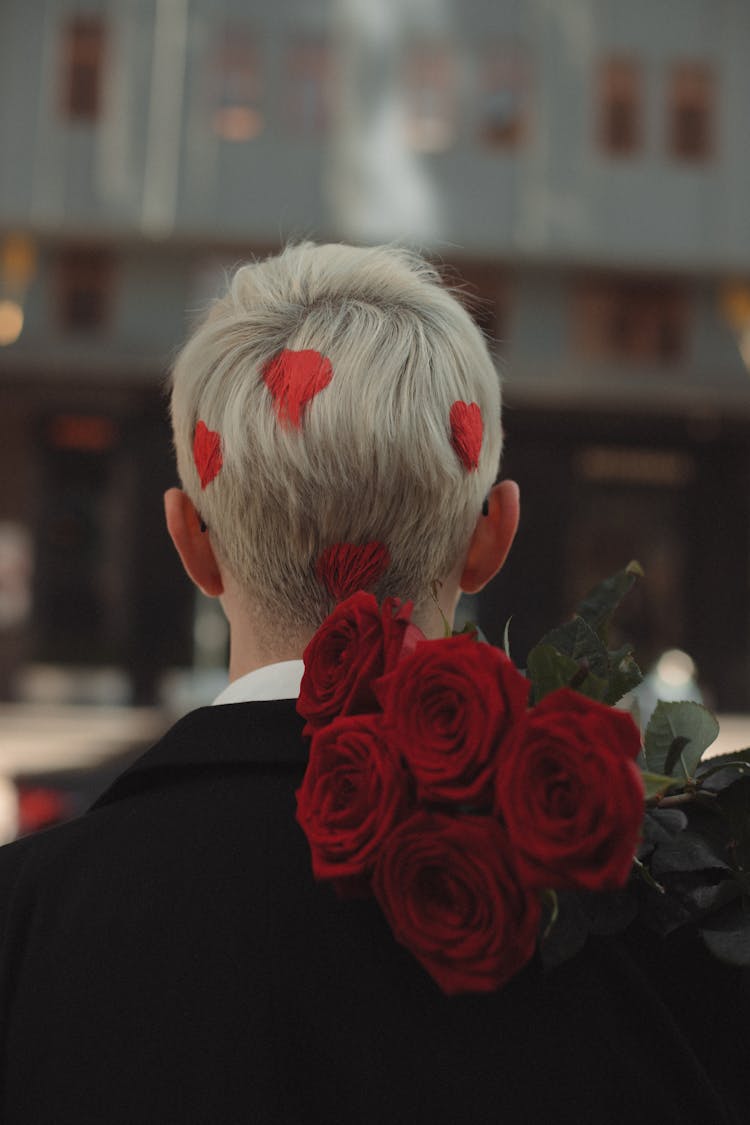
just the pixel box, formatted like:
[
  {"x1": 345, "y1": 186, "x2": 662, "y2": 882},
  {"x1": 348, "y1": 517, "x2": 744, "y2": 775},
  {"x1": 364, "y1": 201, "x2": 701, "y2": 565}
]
[{"x1": 90, "y1": 700, "x2": 307, "y2": 811}]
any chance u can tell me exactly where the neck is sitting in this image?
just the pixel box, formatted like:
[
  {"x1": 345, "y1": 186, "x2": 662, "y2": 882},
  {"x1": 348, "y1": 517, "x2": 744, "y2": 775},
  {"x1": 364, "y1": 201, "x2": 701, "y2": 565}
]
[
  {"x1": 227, "y1": 627, "x2": 310, "y2": 682},
  {"x1": 222, "y1": 576, "x2": 462, "y2": 683}
]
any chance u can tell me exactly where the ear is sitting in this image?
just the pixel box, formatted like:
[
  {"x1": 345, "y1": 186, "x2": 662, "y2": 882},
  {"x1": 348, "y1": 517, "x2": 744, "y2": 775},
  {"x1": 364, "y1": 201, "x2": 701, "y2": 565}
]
[
  {"x1": 459, "y1": 480, "x2": 520, "y2": 595},
  {"x1": 164, "y1": 488, "x2": 224, "y2": 598}
]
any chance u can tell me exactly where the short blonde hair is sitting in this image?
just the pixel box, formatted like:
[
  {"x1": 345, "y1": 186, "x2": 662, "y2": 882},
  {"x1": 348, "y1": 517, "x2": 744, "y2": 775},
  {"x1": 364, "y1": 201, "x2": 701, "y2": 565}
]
[{"x1": 170, "y1": 242, "x2": 502, "y2": 629}]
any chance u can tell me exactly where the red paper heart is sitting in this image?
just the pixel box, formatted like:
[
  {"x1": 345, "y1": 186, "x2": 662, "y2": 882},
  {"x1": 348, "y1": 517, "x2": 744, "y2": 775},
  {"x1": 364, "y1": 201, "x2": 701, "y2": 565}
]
[
  {"x1": 449, "y1": 401, "x2": 483, "y2": 472},
  {"x1": 315, "y1": 541, "x2": 391, "y2": 600},
  {"x1": 193, "y1": 420, "x2": 223, "y2": 489},
  {"x1": 263, "y1": 348, "x2": 334, "y2": 428}
]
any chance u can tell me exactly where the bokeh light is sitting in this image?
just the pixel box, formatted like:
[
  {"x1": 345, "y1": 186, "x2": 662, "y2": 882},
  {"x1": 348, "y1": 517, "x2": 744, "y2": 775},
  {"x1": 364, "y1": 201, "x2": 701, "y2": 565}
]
[{"x1": 0, "y1": 300, "x2": 24, "y2": 346}]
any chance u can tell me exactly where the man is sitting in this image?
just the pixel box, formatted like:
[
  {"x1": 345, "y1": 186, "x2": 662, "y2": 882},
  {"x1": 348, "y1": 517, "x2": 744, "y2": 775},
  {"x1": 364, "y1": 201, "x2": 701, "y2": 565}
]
[{"x1": 0, "y1": 243, "x2": 744, "y2": 1122}]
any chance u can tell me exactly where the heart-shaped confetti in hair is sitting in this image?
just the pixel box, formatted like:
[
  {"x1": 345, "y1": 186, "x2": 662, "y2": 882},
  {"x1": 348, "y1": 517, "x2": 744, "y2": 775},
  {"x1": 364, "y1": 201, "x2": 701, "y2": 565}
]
[
  {"x1": 263, "y1": 348, "x2": 334, "y2": 428},
  {"x1": 193, "y1": 420, "x2": 223, "y2": 489},
  {"x1": 315, "y1": 541, "x2": 391, "y2": 600},
  {"x1": 449, "y1": 401, "x2": 483, "y2": 472}
]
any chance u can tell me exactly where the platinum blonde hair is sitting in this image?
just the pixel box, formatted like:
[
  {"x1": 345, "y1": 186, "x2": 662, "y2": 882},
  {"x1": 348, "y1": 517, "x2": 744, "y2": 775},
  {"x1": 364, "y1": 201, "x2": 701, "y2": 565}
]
[{"x1": 170, "y1": 242, "x2": 502, "y2": 629}]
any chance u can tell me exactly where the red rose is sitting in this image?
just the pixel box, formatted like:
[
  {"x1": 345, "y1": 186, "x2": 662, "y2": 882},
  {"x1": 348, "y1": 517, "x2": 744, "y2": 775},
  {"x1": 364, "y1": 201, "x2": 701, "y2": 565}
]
[
  {"x1": 295, "y1": 714, "x2": 410, "y2": 881},
  {"x1": 376, "y1": 635, "x2": 530, "y2": 806},
  {"x1": 495, "y1": 688, "x2": 644, "y2": 892},
  {"x1": 297, "y1": 592, "x2": 421, "y2": 733},
  {"x1": 372, "y1": 811, "x2": 540, "y2": 995}
]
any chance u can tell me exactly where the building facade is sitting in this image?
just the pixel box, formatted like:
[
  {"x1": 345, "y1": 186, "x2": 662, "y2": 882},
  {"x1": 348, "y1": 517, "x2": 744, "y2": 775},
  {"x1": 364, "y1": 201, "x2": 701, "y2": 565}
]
[{"x1": 1, "y1": 0, "x2": 749, "y2": 707}]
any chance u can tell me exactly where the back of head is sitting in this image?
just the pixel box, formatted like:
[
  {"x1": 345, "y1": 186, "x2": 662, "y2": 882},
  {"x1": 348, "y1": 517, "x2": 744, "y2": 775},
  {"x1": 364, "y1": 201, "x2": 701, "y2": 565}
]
[{"x1": 170, "y1": 242, "x2": 502, "y2": 631}]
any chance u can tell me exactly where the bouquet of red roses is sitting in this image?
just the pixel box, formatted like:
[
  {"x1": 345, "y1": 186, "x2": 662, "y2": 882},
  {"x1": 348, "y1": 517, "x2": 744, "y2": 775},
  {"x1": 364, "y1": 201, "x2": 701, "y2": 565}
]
[{"x1": 295, "y1": 565, "x2": 750, "y2": 995}]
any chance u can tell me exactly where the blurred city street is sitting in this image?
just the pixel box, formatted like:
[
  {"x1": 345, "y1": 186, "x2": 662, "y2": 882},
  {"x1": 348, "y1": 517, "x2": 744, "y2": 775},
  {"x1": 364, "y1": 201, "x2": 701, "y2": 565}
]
[
  {"x1": 0, "y1": 701, "x2": 166, "y2": 840},
  {"x1": 0, "y1": 702, "x2": 165, "y2": 775}
]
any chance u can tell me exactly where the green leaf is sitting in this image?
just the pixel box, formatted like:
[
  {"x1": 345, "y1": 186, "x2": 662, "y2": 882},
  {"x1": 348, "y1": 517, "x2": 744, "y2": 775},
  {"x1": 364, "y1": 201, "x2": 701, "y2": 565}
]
[
  {"x1": 605, "y1": 649, "x2": 643, "y2": 705},
  {"x1": 526, "y1": 645, "x2": 579, "y2": 702},
  {"x1": 533, "y1": 614, "x2": 639, "y2": 705},
  {"x1": 700, "y1": 898, "x2": 750, "y2": 967},
  {"x1": 682, "y1": 877, "x2": 742, "y2": 917},
  {"x1": 643, "y1": 701, "x2": 720, "y2": 780},
  {"x1": 640, "y1": 772, "x2": 679, "y2": 800},
  {"x1": 609, "y1": 643, "x2": 636, "y2": 667},
  {"x1": 536, "y1": 616, "x2": 610, "y2": 679},
  {"x1": 696, "y1": 748, "x2": 750, "y2": 786},
  {"x1": 714, "y1": 777, "x2": 750, "y2": 872},
  {"x1": 526, "y1": 644, "x2": 608, "y2": 704},
  {"x1": 639, "y1": 808, "x2": 688, "y2": 852},
  {"x1": 574, "y1": 560, "x2": 644, "y2": 643},
  {"x1": 650, "y1": 829, "x2": 732, "y2": 874},
  {"x1": 664, "y1": 736, "x2": 692, "y2": 778},
  {"x1": 529, "y1": 565, "x2": 645, "y2": 705}
]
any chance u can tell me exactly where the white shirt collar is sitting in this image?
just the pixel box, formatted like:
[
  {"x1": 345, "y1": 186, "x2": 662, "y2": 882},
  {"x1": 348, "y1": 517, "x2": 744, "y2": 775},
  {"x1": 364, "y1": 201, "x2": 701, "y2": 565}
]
[{"x1": 211, "y1": 660, "x2": 305, "y2": 706}]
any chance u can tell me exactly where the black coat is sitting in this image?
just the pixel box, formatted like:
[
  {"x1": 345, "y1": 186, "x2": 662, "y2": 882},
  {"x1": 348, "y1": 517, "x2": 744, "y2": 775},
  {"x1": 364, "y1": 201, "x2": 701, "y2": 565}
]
[{"x1": 0, "y1": 700, "x2": 745, "y2": 1124}]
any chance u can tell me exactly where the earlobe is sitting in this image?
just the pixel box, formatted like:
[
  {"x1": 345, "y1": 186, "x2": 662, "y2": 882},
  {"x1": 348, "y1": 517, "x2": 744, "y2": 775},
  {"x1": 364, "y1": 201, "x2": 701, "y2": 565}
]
[
  {"x1": 459, "y1": 480, "x2": 520, "y2": 595},
  {"x1": 164, "y1": 488, "x2": 225, "y2": 597}
]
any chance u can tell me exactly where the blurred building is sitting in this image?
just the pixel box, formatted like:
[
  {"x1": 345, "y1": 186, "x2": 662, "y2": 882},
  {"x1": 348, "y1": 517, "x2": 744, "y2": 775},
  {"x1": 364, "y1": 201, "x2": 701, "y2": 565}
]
[{"x1": 1, "y1": 0, "x2": 749, "y2": 708}]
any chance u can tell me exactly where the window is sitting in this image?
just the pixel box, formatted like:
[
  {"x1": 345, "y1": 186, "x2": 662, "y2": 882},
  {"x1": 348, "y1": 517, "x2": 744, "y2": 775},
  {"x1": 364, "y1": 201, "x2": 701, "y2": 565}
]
[
  {"x1": 598, "y1": 57, "x2": 642, "y2": 156},
  {"x1": 57, "y1": 248, "x2": 114, "y2": 332},
  {"x1": 212, "y1": 28, "x2": 263, "y2": 142},
  {"x1": 284, "y1": 39, "x2": 334, "y2": 134},
  {"x1": 61, "y1": 15, "x2": 106, "y2": 121},
  {"x1": 574, "y1": 278, "x2": 687, "y2": 364},
  {"x1": 478, "y1": 46, "x2": 529, "y2": 149},
  {"x1": 668, "y1": 63, "x2": 714, "y2": 161},
  {"x1": 403, "y1": 44, "x2": 456, "y2": 153}
]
